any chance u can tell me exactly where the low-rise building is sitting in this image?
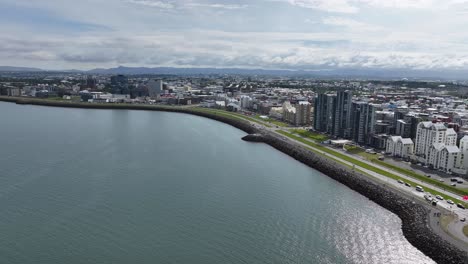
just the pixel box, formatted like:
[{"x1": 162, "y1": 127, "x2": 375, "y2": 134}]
[{"x1": 386, "y1": 136, "x2": 414, "y2": 159}]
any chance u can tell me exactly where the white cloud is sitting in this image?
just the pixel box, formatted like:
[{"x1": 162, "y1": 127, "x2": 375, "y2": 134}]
[
  {"x1": 2, "y1": 0, "x2": 468, "y2": 71},
  {"x1": 3, "y1": 30, "x2": 468, "y2": 70},
  {"x1": 321, "y1": 17, "x2": 383, "y2": 31},
  {"x1": 125, "y1": 1, "x2": 247, "y2": 10},
  {"x1": 286, "y1": 0, "x2": 359, "y2": 13},
  {"x1": 275, "y1": 0, "x2": 468, "y2": 13},
  {"x1": 126, "y1": 0, "x2": 175, "y2": 9},
  {"x1": 185, "y1": 3, "x2": 248, "y2": 9}
]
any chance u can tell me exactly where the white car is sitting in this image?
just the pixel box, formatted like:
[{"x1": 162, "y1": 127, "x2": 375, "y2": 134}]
[
  {"x1": 447, "y1": 200, "x2": 455, "y2": 205},
  {"x1": 435, "y1": 195, "x2": 443, "y2": 200}
]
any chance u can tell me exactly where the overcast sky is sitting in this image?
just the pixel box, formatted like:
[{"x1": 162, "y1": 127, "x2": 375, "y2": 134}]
[{"x1": 2, "y1": 0, "x2": 468, "y2": 70}]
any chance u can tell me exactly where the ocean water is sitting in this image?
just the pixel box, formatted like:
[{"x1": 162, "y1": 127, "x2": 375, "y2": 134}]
[{"x1": 0, "y1": 102, "x2": 433, "y2": 263}]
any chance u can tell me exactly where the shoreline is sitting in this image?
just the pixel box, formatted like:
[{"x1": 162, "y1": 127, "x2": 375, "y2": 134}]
[{"x1": 1, "y1": 97, "x2": 467, "y2": 263}]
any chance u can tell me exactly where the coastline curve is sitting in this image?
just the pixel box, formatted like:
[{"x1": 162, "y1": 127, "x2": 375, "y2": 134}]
[{"x1": 1, "y1": 97, "x2": 467, "y2": 263}]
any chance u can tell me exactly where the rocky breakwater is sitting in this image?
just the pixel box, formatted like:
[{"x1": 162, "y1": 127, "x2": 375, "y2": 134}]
[
  {"x1": 241, "y1": 134, "x2": 265, "y2": 142},
  {"x1": 245, "y1": 132, "x2": 468, "y2": 264}
]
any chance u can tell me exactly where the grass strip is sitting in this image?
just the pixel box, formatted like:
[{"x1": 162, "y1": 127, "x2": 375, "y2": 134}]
[
  {"x1": 345, "y1": 146, "x2": 468, "y2": 197},
  {"x1": 194, "y1": 108, "x2": 272, "y2": 127},
  {"x1": 291, "y1": 129, "x2": 329, "y2": 142},
  {"x1": 278, "y1": 130, "x2": 468, "y2": 206}
]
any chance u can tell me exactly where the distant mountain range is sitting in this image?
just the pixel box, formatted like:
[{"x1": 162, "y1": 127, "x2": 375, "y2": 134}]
[
  {"x1": 0, "y1": 66, "x2": 45, "y2": 72},
  {"x1": 1, "y1": 65, "x2": 467, "y2": 80}
]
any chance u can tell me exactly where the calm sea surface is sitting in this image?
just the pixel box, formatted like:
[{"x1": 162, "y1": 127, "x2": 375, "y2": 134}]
[{"x1": 0, "y1": 102, "x2": 433, "y2": 264}]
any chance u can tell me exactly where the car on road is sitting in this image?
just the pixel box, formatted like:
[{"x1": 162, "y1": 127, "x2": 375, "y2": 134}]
[
  {"x1": 424, "y1": 194, "x2": 432, "y2": 201},
  {"x1": 416, "y1": 186, "x2": 424, "y2": 192},
  {"x1": 451, "y1": 178, "x2": 458, "y2": 182},
  {"x1": 426, "y1": 174, "x2": 431, "y2": 178},
  {"x1": 405, "y1": 182, "x2": 411, "y2": 187},
  {"x1": 451, "y1": 183, "x2": 457, "y2": 187},
  {"x1": 457, "y1": 180, "x2": 464, "y2": 184},
  {"x1": 397, "y1": 180, "x2": 404, "y2": 184},
  {"x1": 435, "y1": 195, "x2": 444, "y2": 200},
  {"x1": 457, "y1": 203, "x2": 466, "y2": 209},
  {"x1": 461, "y1": 218, "x2": 466, "y2": 222},
  {"x1": 447, "y1": 200, "x2": 455, "y2": 205},
  {"x1": 439, "y1": 179, "x2": 444, "y2": 182}
]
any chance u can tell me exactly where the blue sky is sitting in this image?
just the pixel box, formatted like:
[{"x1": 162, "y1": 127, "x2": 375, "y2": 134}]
[{"x1": 1, "y1": 0, "x2": 468, "y2": 70}]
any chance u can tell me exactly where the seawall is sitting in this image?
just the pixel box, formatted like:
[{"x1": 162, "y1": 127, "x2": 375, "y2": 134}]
[{"x1": 2, "y1": 96, "x2": 467, "y2": 263}]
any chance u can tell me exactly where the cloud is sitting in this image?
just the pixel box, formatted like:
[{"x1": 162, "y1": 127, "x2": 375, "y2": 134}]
[
  {"x1": 285, "y1": 0, "x2": 359, "y2": 13},
  {"x1": 321, "y1": 17, "x2": 383, "y2": 31},
  {"x1": 2, "y1": 30, "x2": 468, "y2": 70},
  {"x1": 185, "y1": 3, "x2": 248, "y2": 9},
  {"x1": 2, "y1": 0, "x2": 468, "y2": 72},
  {"x1": 125, "y1": 0, "x2": 175, "y2": 9},
  {"x1": 125, "y1": 0, "x2": 247, "y2": 10},
  {"x1": 275, "y1": 0, "x2": 468, "y2": 13}
]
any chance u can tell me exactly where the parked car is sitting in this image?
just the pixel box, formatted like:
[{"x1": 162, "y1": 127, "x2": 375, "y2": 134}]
[
  {"x1": 457, "y1": 203, "x2": 466, "y2": 209},
  {"x1": 405, "y1": 182, "x2": 411, "y2": 187},
  {"x1": 397, "y1": 180, "x2": 404, "y2": 184}
]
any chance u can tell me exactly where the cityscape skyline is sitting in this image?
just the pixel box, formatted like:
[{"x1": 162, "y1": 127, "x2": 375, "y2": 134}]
[{"x1": 2, "y1": 0, "x2": 468, "y2": 72}]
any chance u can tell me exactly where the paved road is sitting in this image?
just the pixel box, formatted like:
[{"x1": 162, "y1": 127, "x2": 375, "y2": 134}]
[
  {"x1": 245, "y1": 115, "x2": 468, "y2": 245},
  {"x1": 384, "y1": 156, "x2": 468, "y2": 189}
]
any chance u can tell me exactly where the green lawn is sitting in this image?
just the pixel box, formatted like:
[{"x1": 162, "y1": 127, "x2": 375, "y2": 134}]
[
  {"x1": 253, "y1": 115, "x2": 289, "y2": 127},
  {"x1": 193, "y1": 108, "x2": 272, "y2": 127},
  {"x1": 344, "y1": 146, "x2": 468, "y2": 197},
  {"x1": 269, "y1": 120, "x2": 289, "y2": 127},
  {"x1": 278, "y1": 130, "x2": 468, "y2": 206},
  {"x1": 291, "y1": 129, "x2": 329, "y2": 142}
]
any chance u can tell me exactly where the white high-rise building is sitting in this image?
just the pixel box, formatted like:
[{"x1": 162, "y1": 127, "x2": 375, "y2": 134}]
[
  {"x1": 414, "y1": 122, "x2": 455, "y2": 160},
  {"x1": 458, "y1": 136, "x2": 468, "y2": 169},
  {"x1": 282, "y1": 101, "x2": 296, "y2": 125},
  {"x1": 240, "y1": 95, "x2": 252, "y2": 109},
  {"x1": 427, "y1": 144, "x2": 460, "y2": 172},
  {"x1": 296, "y1": 101, "x2": 311, "y2": 126},
  {"x1": 414, "y1": 121, "x2": 461, "y2": 172}
]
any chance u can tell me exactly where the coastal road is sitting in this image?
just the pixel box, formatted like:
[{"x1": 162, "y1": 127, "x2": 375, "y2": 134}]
[
  {"x1": 279, "y1": 130, "x2": 468, "y2": 244},
  {"x1": 247, "y1": 118, "x2": 468, "y2": 245}
]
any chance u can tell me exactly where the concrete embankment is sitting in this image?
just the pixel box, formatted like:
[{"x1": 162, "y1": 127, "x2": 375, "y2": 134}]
[
  {"x1": 244, "y1": 133, "x2": 468, "y2": 264},
  {"x1": 2, "y1": 96, "x2": 467, "y2": 263}
]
